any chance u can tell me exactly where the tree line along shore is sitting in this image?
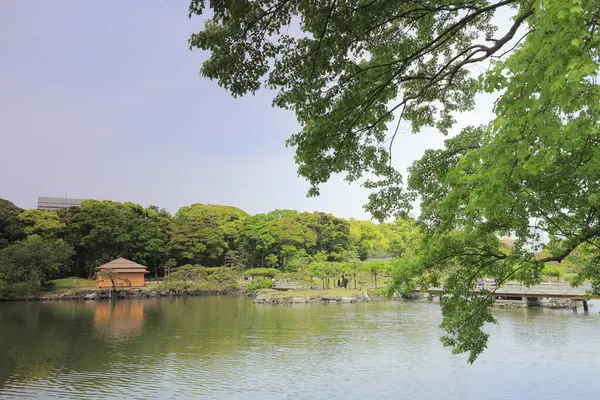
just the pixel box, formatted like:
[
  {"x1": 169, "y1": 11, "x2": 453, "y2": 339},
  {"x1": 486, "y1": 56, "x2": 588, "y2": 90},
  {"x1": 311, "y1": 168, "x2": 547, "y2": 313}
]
[
  {"x1": 0, "y1": 197, "x2": 416, "y2": 297},
  {"x1": 0, "y1": 198, "x2": 578, "y2": 299}
]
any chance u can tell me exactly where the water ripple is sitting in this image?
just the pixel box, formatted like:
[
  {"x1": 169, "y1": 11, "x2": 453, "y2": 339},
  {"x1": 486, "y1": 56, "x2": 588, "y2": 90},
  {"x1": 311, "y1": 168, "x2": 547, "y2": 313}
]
[{"x1": 1, "y1": 298, "x2": 599, "y2": 399}]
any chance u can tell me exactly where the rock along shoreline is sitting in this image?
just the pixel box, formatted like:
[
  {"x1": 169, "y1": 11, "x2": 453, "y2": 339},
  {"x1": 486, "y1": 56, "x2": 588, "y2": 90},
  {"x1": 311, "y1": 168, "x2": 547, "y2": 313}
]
[
  {"x1": 250, "y1": 290, "x2": 421, "y2": 305},
  {"x1": 253, "y1": 294, "x2": 369, "y2": 305},
  {"x1": 0, "y1": 287, "x2": 244, "y2": 302},
  {"x1": 0, "y1": 289, "x2": 585, "y2": 310},
  {"x1": 251, "y1": 291, "x2": 584, "y2": 310}
]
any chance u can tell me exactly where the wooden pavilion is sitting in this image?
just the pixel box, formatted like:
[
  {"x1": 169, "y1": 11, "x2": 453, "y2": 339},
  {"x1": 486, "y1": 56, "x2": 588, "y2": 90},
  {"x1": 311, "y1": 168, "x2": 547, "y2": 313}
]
[{"x1": 95, "y1": 257, "x2": 149, "y2": 288}]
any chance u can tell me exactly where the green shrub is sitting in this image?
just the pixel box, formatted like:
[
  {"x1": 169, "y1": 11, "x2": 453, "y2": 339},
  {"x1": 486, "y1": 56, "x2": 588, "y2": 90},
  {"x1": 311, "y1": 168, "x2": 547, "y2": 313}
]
[
  {"x1": 246, "y1": 277, "x2": 273, "y2": 292},
  {"x1": 0, "y1": 281, "x2": 11, "y2": 298},
  {"x1": 169, "y1": 264, "x2": 203, "y2": 281},
  {"x1": 0, "y1": 280, "x2": 41, "y2": 298},
  {"x1": 50, "y1": 277, "x2": 95, "y2": 288},
  {"x1": 245, "y1": 268, "x2": 280, "y2": 278},
  {"x1": 161, "y1": 279, "x2": 238, "y2": 292},
  {"x1": 543, "y1": 265, "x2": 564, "y2": 280},
  {"x1": 367, "y1": 287, "x2": 387, "y2": 297},
  {"x1": 203, "y1": 267, "x2": 237, "y2": 287},
  {"x1": 161, "y1": 280, "x2": 197, "y2": 291},
  {"x1": 165, "y1": 265, "x2": 237, "y2": 291}
]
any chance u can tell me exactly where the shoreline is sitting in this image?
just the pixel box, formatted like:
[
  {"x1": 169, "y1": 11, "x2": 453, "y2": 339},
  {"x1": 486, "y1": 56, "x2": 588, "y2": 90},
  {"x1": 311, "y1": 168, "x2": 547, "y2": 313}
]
[
  {"x1": 251, "y1": 289, "x2": 587, "y2": 310},
  {"x1": 252, "y1": 290, "x2": 370, "y2": 305},
  {"x1": 0, "y1": 287, "x2": 244, "y2": 302},
  {"x1": 0, "y1": 288, "x2": 589, "y2": 310}
]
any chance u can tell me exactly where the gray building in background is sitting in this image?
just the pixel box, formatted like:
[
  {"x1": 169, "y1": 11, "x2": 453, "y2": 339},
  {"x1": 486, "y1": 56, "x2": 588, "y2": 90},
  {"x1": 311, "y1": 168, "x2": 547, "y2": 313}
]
[{"x1": 37, "y1": 197, "x2": 88, "y2": 211}]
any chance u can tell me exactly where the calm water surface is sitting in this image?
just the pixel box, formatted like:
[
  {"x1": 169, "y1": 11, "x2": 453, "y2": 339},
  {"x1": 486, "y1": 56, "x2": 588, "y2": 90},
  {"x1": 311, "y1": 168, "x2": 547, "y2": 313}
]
[{"x1": 0, "y1": 297, "x2": 599, "y2": 399}]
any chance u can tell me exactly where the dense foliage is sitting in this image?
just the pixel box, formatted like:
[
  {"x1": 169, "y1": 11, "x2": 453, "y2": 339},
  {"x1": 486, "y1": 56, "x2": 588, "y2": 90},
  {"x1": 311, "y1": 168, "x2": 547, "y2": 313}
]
[
  {"x1": 0, "y1": 198, "x2": 415, "y2": 291},
  {"x1": 189, "y1": 0, "x2": 600, "y2": 362},
  {"x1": 0, "y1": 237, "x2": 73, "y2": 295},
  {"x1": 164, "y1": 265, "x2": 238, "y2": 291},
  {"x1": 0, "y1": 199, "x2": 24, "y2": 249}
]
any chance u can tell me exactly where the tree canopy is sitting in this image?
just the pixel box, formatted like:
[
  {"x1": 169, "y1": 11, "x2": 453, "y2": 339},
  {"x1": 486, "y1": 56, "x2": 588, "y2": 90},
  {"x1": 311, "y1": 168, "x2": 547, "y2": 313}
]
[
  {"x1": 0, "y1": 199, "x2": 24, "y2": 249},
  {"x1": 189, "y1": 0, "x2": 600, "y2": 362},
  {"x1": 189, "y1": 0, "x2": 536, "y2": 212},
  {"x1": 0, "y1": 236, "x2": 73, "y2": 291},
  {"x1": 0, "y1": 198, "x2": 402, "y2": 293}
]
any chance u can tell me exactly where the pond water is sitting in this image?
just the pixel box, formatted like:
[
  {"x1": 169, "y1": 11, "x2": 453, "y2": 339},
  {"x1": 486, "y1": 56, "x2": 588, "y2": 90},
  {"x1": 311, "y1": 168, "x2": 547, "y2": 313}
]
[{"x1": 0, "y1": 297, "x2": 599, "y2": 399}]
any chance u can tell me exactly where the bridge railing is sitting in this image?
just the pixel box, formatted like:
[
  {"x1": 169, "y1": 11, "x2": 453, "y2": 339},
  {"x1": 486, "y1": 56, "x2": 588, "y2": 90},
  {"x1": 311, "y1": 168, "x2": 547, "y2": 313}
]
[
  {"x1": 434, "y1": 281, "x2": 592, "y2": 294},
  {"x1": 477, "y1": 281, "x2": 591, "y2": 295}
]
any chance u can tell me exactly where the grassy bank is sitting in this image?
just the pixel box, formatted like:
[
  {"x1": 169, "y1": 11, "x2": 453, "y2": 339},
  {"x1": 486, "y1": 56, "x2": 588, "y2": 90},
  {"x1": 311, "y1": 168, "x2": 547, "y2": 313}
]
[
  {"x1": 51, "y1": 277, "x2": 96, "y2": 288},
  {"x1": 1, "y1": 277, "x2": 96, "y2": 297},
  {"x1": 1, "y1": 270, "x2": 242, "y2": 299}
]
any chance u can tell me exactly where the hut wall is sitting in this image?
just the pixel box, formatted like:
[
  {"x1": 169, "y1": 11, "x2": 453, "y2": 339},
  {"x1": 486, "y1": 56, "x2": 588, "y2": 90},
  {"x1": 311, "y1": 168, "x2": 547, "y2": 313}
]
[{"x1": 96, "y1": 272, "x2": 146, "y2": 288}]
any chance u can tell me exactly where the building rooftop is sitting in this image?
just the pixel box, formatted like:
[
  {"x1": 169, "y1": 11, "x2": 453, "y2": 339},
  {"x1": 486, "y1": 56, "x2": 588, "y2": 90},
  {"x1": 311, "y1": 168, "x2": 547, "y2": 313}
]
[
  {"x1": 96, "y1": 258, "x2": 149, "y2": 273},
  {"x1": 38, "y1": 197, "x2": 88, "y2": 210}
]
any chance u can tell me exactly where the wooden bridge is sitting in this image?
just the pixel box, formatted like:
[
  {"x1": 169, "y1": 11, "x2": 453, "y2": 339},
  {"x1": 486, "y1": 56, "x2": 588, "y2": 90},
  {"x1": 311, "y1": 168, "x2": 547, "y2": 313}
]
[
  {"x1": 427, "y1": 282, "x2": 598, "y2": 311},
  {"x1": 272, "y1": 280, "x2": 597, "y2": 311}
]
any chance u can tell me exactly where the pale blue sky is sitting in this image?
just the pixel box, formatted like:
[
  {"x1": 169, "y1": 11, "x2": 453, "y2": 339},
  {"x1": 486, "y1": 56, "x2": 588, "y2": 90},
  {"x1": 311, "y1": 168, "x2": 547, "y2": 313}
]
[{"x1": 0, "y1": 1, "x2": 498, "y2": 218}]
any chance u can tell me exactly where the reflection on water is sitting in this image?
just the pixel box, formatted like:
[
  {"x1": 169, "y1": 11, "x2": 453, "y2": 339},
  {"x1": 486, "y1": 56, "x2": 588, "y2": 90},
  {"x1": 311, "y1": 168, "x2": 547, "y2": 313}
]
[
  {"x1": 0, "y1": 297, "x2": 599, "y2": 399},
  {"x1": 93, "y1": 301, "x2": 145, "y2": 342}
]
